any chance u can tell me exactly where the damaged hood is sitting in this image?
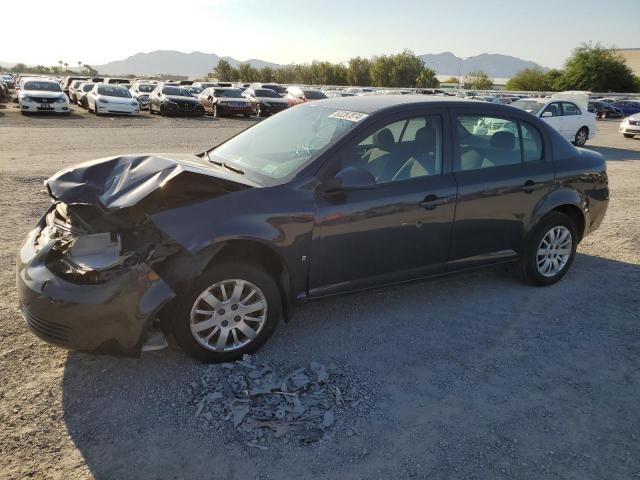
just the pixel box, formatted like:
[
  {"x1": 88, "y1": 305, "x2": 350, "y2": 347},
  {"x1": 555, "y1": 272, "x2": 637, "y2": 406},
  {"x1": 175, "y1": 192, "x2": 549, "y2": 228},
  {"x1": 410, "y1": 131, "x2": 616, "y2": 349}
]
[{"x1": 45, "y1": 154, "x2": 259, "y2": 211}]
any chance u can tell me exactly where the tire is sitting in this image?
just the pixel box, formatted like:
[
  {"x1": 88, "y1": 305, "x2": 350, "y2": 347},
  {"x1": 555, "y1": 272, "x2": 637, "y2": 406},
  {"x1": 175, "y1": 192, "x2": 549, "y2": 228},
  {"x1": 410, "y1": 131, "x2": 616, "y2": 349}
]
[
  {"x1": 573, "y1": 127, "x2": 588, "y2": 147},
  {"x1": 520, "y1": 212, "x2": 578, "y2": 286},
  {"x1": 159, "y1": 104, "x2": 165, "y2": 116},
  {"x1": 172, "y1": 261, "x2": 282, "y2": 363},
  {"x1": 623, "y1": 133, "x2": 635, "y2": 139},
  {"x1": 243, "y1": 113, "x2": 250, "y2": 118}
]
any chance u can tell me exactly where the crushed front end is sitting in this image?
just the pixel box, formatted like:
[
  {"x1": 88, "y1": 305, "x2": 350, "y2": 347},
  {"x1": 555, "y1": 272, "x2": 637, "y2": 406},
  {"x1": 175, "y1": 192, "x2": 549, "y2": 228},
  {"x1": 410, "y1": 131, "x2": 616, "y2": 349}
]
[{"x1": 17, "y1": 202, "x2": 177, "y2": 356}]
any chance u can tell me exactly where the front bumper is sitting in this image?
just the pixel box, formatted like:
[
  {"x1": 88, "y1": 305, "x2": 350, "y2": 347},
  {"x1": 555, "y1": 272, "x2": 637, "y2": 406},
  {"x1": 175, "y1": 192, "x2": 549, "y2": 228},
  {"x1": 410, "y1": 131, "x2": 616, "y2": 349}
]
[
  {"x1": 217, "y1": 103, "x2": 253, "y2": 116},
  {"x1": 20, "y1": 100, "x2": 69, "y2": 113},
  {"x1": 96, "y1": 103, "x2": 140, "y2": 115},
  {"x1": 164, "y1": 102, "x2": 204, "y2": 116},
  {"x1": 16, "y1": 226, "x2": 175, "y2": 356},
  {"x1": 260, "y1": 103, "x2": 288, "y2": 115},
  {"x1": 620, "y1": 122, "x2": 640, "y2": 136}
]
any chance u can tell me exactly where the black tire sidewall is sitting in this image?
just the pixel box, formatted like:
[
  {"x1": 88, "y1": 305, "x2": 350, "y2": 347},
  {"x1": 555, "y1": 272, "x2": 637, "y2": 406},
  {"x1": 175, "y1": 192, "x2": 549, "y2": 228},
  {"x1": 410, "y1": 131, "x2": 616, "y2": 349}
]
[
  {"x1": 575, "y1": 127, "x2": 587, "y2": 146},
  {"x1": 172, "y1": 262, "x2": 282, "y2": 363},
  {"x1": 521, "y1": 212, "x2": 578, "y2": 286}
]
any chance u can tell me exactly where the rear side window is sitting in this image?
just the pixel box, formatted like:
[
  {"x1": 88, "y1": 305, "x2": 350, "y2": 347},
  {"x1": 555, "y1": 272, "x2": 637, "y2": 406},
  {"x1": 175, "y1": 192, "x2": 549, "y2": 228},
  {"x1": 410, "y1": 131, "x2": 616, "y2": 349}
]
[
  {"x1": 456, "y1": 115, "x2": 522, "y2": 171},
  {"x1": 521, "y1": 122, "x2": 543, "y2": 162},
  {"x1": 562, "y1": 102, "x2": 581, "y2": 116}
]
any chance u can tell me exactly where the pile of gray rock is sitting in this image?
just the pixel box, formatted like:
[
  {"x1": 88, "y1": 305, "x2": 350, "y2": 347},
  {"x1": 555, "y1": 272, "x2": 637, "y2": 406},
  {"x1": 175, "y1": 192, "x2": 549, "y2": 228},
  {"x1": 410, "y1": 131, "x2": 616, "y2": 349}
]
[{"x1": 189, "y1": 355, "x2": 372, "y2": 448}]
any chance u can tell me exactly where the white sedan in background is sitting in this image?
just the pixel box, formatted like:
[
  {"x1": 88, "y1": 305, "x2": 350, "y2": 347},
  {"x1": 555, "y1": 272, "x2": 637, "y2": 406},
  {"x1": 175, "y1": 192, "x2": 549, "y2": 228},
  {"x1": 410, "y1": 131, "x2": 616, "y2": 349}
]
[
  {"x1": 18, "y1": 79, "x2": 70, "y2": 114},
  {"x1": 87, "y1": 84, "x2": 139, "y2": 115},
  {"x1": 511, "y1": 96, "x2": 596, "y2": 146},
  {"x1": 620, "y1": 113, "x2": 640, "y2": 139}
]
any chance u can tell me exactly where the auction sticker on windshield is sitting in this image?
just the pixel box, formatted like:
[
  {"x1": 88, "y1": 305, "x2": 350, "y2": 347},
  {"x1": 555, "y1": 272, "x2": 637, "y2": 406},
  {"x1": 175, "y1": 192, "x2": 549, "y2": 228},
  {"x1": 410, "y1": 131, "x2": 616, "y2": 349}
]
[{"x1": 328, "y1": 110, "x2": 368, "y2": 122}]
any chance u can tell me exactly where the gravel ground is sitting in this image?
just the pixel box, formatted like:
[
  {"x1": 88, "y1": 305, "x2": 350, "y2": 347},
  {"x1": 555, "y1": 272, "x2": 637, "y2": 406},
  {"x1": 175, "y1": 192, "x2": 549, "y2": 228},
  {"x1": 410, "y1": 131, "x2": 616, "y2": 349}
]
[{"x1": 1, "y1": 99, "x2": 639, "y2": 480}]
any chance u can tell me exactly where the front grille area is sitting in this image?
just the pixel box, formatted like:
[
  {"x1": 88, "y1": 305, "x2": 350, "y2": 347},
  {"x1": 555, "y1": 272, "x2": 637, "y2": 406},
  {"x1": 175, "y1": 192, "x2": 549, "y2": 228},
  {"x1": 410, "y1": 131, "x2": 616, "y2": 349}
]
[
  {"x1": 30, "y1": 97, "x2": 54, "y2": 103},
  {"x1": 22, "y1": 307, "x2": 71, "y2": 342},
  {"x1": 180, "y1": 103, "x2": 195, "y2": 111}
]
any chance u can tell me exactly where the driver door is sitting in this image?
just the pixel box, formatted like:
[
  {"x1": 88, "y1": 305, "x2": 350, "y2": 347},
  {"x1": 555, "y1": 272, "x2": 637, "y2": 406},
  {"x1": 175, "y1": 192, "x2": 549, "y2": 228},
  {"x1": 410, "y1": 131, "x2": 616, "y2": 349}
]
[{"x1": 308, "y1": 110, "x2": 457, "y2": 297}]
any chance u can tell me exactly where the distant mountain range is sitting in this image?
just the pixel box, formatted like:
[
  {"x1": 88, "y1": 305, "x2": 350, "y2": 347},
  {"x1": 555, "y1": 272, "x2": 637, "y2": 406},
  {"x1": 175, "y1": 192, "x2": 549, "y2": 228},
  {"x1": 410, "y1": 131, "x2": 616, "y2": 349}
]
[
  {"x1": 1, "y1": 50, "x2": 547, "y2": 79},
  {"x1": 419, "y1": 52, "x2": 545, "y2": 78}
]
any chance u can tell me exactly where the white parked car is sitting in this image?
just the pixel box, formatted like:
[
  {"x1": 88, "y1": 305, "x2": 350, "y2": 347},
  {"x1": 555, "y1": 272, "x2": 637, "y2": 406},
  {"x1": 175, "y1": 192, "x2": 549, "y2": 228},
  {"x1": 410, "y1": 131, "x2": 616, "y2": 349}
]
[
  {"x1": 130, "y1": 82, "x2": 156, "y2": 110},
  {"x1": 18, "y1": 79, "x2": 70, "y2": 114},
  {"x1": 511, "y1": 97, "x2": 596, "y2": 146},
  {"x1": 87, "y1": 84, "x2": 140, "y2": 116},
  {"x1": 620, "y1": 113, "x2": 640, "y2": 139}
]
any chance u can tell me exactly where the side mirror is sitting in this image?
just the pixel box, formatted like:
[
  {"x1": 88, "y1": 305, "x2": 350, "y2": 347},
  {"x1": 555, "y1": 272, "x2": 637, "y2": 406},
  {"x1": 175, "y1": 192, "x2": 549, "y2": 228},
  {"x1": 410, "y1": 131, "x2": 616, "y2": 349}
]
[
  {"x1": 541, "y1": 111, "x2": 553, "y2": 118},
  {"x1": 319, "y1": 167, "x2": 376, "y2": 194}
]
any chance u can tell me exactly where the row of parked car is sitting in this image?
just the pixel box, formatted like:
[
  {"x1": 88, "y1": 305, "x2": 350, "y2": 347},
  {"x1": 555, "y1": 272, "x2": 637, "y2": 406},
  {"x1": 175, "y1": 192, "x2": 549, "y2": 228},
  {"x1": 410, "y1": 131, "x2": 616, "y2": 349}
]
[{"x1": 4, "y1": 72, "x2": 640, "y2": 141}]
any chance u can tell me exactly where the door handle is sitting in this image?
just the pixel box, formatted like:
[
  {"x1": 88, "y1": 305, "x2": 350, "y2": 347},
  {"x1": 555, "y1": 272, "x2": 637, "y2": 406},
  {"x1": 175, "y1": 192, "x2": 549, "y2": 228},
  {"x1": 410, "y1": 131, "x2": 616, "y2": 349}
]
[
  {"x1": 520, "y1": 180, "x2": 545, "y2": 193},
  {"x1": 419, "y1": 194, "x2": 452, "y2": 210}
]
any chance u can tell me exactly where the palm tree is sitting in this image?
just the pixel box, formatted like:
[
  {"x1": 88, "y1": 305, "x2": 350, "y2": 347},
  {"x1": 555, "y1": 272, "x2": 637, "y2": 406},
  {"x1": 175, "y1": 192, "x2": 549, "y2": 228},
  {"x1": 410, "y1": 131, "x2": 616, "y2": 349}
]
[
  {"x1": 63, "y1": 62, "x2": 69, "y2": 73},
  {"x1": 58, "y1": 60, "x2": 63, "y2": 73},
  {"x1": 78, "y1": 61, "x2": 83, "y2": 73}
]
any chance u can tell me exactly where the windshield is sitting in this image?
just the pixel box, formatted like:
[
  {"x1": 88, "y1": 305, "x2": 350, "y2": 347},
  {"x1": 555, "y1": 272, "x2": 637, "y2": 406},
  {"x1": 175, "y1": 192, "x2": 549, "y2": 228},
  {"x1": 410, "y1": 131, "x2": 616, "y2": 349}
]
[
  {"x1": 210, "y1": 105, "x2": 363, "y2": 185},
  {"x1": 255, "y1": 89, "x2": 280, "y2": 98},
  {"x1": 97, "y1": 86, "x2": 131, "y2": 98},
  {"x1": 162, "y1": 86, "x2": 191, "y2": 96},
  {"x1": 81, "y1": 84, "x2": 94, "y2": 92},
  {"x1": 138, "y1": 84, "x2": 155, "y2": 92},
  {"x1": 511, "y1": 100, "x2": 546, "y2": 115},
  {"x1": 303, "y1": 90, "x2": 328, "y2": 100},
  {"x1": 214, "y1": 89, "x2": 243, "y2": 98},
  {"x1": 23, "y1": 81, "x2": 62, "y2": 92},
  {"x1": 261, "y1": 84, "x2": 286, "y2": 94}
]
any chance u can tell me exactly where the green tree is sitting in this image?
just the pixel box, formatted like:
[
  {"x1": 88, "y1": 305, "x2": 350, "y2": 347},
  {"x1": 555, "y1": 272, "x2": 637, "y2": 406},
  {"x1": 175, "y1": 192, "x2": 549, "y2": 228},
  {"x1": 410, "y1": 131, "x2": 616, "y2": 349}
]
[
  {"x1": 259, "y1": 66, "x2": 274, "y2": 82},
  {"x1": 506, "y1": 66, "x2": 549, "y2": 91},
  {"x1": 370, "y1": 55, "x2": 395, "y2": 87},
  {"x1": 555, "y1": 43, "x2": 638, "y2": 92},
  {"x1": 237, "y1": 63, "x2": 259, "y2": 82},
  {"x1": 416, "y1": 68, "x2": 439, "y2": 88},
  {"x1": 543, "y1": 69, "x2": 563, "y2": 91},
  {"x1": 444, "y1": 76, "x2": 459, "y2": 83},
  {"x1": 464, "y1": 70, "x2": 493, "y2": 90},
  {"x1": 11, "y1": 63, "x2": 28, "y2": 73},
  {"x1": 347, "y1": 57, "x2": 371, "y2": 86},
  {"x1": 214, "y1": 59, "x2": 235, "y2": 81},
  {"x1": 390, "y1": 50, "x2": 424, "y2": 87}
]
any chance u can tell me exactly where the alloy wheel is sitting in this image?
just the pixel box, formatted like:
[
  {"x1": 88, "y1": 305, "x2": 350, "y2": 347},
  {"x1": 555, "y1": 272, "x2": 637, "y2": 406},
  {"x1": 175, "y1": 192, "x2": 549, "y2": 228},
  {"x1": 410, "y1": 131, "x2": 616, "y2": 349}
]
[
  {"x1": 536, "y1": 226, "x2": 572, "y2": 277},
  {"x1": 189, "y1": 279, "x2": 267, "y2": 352}
]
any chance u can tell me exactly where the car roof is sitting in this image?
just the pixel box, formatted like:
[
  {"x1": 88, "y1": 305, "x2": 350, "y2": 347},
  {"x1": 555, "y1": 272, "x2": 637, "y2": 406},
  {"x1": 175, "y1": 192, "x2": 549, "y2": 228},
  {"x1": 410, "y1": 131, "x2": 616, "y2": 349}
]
[{"x1": 305, "y1": 94, "x2": 469, "y2": 113}]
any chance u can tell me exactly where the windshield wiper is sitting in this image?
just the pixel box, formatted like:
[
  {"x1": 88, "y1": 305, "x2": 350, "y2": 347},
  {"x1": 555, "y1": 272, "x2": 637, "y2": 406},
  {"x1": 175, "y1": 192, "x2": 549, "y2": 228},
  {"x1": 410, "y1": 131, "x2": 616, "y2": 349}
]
[{"x1": 205, "y1": 152, "x2": 245, "y2": 175}]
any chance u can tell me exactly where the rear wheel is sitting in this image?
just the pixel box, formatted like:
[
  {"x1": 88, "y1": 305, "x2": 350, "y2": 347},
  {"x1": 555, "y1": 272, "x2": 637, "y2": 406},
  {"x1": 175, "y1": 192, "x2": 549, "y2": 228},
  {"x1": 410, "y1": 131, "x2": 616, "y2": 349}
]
[
  {"x1": 172, "y1": 261, "x2": 282, "y2": 363},
  {"x1": 623, "y1": 133, "x2": 635, "y2": 139},
  {"x1": 520, "y1": 212, "x2": 577, "y2": 286},
  {"x1": 573, "y1": 127, "x2": 588, "y2": 147}
]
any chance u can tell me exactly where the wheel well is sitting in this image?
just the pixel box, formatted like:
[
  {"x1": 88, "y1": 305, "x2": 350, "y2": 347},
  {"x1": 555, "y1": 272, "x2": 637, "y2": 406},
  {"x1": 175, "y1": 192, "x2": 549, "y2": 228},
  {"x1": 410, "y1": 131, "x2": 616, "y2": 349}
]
[
  {"x1": 206, "y1": 240, "x2": 292, "y2": 320},
  {"x1": 552, "y1": 204, "x2": 585, "y2": 241}
]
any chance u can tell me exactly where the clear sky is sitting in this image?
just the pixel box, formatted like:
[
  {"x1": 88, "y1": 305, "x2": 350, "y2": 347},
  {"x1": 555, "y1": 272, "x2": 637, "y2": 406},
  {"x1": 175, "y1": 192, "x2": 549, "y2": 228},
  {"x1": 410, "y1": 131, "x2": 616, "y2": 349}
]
[{"x1": 4, "y1": 0, "x2": 639, "y2": 69}]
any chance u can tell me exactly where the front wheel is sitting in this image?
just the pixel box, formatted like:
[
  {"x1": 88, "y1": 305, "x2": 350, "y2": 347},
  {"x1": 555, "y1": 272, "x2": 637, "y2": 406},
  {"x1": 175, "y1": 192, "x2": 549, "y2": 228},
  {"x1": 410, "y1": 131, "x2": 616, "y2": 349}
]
[
  {"x1": 172, "y1": 262, "x2": 282, "y2": 363},
  {"x1": 520, "y1": 212, "x2": 577, "y2": 286},
  {"x1": 573, "y1": 127, "x2": 588, "y2": 147},
  {"x1": 623, "y1": 133, "x2": 635, "y2": 139}
]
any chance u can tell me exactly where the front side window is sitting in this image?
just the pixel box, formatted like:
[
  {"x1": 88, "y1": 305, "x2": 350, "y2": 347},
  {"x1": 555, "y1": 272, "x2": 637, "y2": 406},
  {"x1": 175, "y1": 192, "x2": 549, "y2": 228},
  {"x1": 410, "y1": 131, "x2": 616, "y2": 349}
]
[
  {"x1": 341, "y1": 115, "x2": 443, "y2": 184},
  {"x1": 562, "y1": 102, "x2": 581, "y2": 116},
  {"x1": 541, "y1": 103, "x2": 562, "y2": 117},
  {"x1": 210, "y1": 104, "x2": 361, "y2": 185},
  {"x1": 456, "y1": 115, "x2": 522, "y2": 171}
]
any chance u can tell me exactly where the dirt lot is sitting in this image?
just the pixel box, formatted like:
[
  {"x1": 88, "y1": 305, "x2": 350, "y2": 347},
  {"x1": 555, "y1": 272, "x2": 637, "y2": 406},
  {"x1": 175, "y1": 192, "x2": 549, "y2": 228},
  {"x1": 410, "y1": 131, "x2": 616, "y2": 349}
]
[{"x1": 1, "y1": 99, "x2": 639, "y2": 480}]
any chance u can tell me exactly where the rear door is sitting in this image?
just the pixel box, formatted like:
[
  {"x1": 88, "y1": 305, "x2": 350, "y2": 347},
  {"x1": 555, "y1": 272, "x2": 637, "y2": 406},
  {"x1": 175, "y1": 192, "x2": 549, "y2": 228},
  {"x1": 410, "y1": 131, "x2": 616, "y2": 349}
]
[
  {"x1": 448, "y1": 109, "x2": 555, "y2": 270},
  {"x1": 560, "y1": 101, "x2": 582, "y2": 139}
]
